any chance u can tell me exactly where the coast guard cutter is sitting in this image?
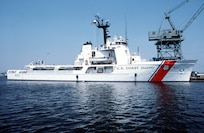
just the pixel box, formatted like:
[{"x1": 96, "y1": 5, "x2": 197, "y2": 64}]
[{"x1": 7, "y1": 1, "x2": 204, "y2": 81}]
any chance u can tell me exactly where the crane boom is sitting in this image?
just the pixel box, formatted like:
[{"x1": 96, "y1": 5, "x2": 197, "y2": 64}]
[
  {"x1": 167, "y1": 0, "x2": 189, "y2": 14},
  {"x1": 164, "y1": 12, "x2": 176, "y2": 30},
  {"x1": 164, "y1": 0, "x2": 189, "y2": 30},
  {"x1": 182, "y1": 2, "x2": 204, "y2": 32}
]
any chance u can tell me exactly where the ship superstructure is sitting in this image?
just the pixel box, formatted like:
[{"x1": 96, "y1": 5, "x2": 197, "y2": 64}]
[{"x1": 7, "y1": 1, "x2": 203, "y2": 82}]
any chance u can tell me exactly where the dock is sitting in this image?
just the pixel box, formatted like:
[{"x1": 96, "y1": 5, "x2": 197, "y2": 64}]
[{"x1": 191, "y1": 71, "x2": 204, "y2": 81}]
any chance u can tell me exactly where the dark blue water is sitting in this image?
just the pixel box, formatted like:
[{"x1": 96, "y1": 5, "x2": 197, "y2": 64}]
[{"x1": 0, "y1": 76, "x2": 204, "y2": 133}]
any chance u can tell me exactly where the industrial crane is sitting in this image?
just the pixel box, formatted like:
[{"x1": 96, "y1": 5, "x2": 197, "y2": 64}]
[{"x1": 149, "y1": 1, "x2": 204, "y2": 60}]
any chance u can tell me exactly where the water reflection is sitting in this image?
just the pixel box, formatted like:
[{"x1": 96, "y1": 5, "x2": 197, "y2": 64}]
[
  {"x1": 1, "y1": 80, "x2": 200, "y2": 132},
  {"x1": 152, "y1": 82, "x2": 187, "y2": 132},
  {"x1": 71, "y1": 82, "x2": 190, "y2": 132}
]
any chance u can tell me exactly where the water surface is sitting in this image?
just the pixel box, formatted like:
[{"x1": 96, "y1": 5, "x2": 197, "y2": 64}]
[{"x1": 0, "y1": 77, "x2": 204, "y2": 132}]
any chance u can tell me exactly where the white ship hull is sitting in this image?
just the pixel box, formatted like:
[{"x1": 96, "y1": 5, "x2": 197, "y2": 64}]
[{"x1": 7, "y1": 60, "x2": 196, "y2": 82}]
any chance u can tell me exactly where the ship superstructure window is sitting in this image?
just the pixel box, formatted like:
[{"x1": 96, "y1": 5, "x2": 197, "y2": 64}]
[
  {"x1": 116, "y1": 42, "x2": 120, "y2": 45},
  {"x1": 33, "y1": 67, "x2": 55, "y2": 71},
  {"x1": 74, "y1": 67, "x2": 83, "y2": 70},
  {"x1": 86, "y1": 67, "x2": 97, "y2": 73},
  {"x1": 115, "y1": 41, "x2": 127, "y2": 45},
  {"x1": 92, "y1": 51, "x2": 96, "y2": 57},
  {"x1": 86, "y1": 66, "x2": 113, "y2": 73},
  {"x1": 58, "y1": 67, "x2": 82, "y2": 71},
  {"x1": 104, "y1": 66, "x2": 113, "y2": 73},
  {"x1": 97, "y1": 68, "x2": 103, "y2": 73},
  {"x1": 7, "y1": 70, "x2": 16, "y2": 73}
]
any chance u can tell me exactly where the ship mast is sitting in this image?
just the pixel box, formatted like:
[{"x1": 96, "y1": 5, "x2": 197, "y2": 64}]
[{"x1": 92, "y1": 15, "x2": 110, "y2": 46}]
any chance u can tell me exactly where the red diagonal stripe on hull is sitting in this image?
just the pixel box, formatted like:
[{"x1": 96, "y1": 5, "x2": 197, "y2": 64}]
[{"x1": 150, "y1": 60, "x2": 176, "y2": 81}]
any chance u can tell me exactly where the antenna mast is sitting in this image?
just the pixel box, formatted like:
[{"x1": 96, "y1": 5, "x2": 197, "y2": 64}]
[
  {"x1": 125, "y1": 15, "x2": 128, "y2": 42},
  {"x1": 92, "y1": 15, "x2": 110, "y2": 45}
]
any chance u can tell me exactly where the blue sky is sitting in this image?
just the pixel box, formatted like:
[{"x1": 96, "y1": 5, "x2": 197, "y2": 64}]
[{"x1": 0, "y1": 0, "x2": 204, "y2": 72}]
